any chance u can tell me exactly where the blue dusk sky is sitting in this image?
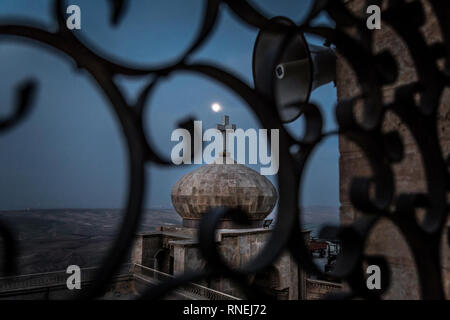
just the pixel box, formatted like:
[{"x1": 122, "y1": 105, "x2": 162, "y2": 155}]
[{"x1": 0, "y1": 0, "x2": 338, "y2": 211}]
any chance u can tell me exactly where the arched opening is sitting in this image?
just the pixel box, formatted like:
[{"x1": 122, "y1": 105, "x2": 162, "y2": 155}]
[
  {"x1": 252, "y1": 266, "x2": 289, "y2": 300},
  {"x1": 153, "y1": 249, "x2": 172, "y2": 275}
]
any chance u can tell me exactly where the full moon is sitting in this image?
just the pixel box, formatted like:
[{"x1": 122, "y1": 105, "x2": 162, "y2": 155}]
[{"x1": 211, "y1": 103, "x2": 222, "y2": 112}]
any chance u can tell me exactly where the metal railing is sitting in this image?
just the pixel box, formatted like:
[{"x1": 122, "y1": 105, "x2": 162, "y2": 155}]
[
  {"x1": 132, "y1": 263, "x2": 241, "y2": 300},
  {"x1": 0, "y1": 264, "x2": 131, "y2": 292}
]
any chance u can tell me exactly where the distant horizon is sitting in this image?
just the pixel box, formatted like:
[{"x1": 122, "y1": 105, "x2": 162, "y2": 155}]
[{"x1": 0, "y1": 205, "x2": 340, "y2": 212}]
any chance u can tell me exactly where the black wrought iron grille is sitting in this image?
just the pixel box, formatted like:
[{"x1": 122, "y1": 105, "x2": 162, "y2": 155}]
[{"x1": 0, "y1": 0, "x2": 449, "y2": 300}]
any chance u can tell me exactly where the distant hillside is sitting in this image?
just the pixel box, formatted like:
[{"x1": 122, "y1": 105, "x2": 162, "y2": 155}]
[
  {"x1": 301, "y1": 206, "x2": 339, "y2": 237},
  {"x1": 0, "y1": 206, "x2": 338, "y2": 274},
  {"x1": 0, "y1": 209, "x2": 181, "y2": 274},
  {"x1": 301, "y1": 206, "x2": 339, "y2": 224}
]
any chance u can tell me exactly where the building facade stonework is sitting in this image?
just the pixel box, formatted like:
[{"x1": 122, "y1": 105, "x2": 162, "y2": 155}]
[
  {"x1": 131, "y1": 226, "x2": 309, "y2": 299},
  {"x1": 337, "y1": 0, "x2": 450, "y2": 299},
  {"x1": 131, "y1": 135, "x2": 309, "y2": 299}
]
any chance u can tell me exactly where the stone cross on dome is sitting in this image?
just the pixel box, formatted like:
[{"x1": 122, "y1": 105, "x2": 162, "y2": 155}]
[{"x1": 216, "y1": 115, "x2": 236, "y2": 155}]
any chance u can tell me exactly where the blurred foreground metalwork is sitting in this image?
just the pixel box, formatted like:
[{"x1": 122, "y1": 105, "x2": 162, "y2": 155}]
[{"x1": 0, "y1": 0, "x2": 449, "y2": 300}]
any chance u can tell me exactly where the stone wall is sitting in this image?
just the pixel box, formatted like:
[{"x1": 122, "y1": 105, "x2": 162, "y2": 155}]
[
  {"x1": 0, "y1": 268, "x2": 133, "y2": 300},
  {"x1": 131, "y1": 230, "x2": 193, "y2": 273},
  {"x1": 131, "y1": 233, "x2": 161, "y2": 268},
  {"x1": 215, "y1": 229, "x2": 304, "y2": 299},
  {"x1": 167, "y1": 228, "x2": 307, "y2": 300},
  {"x1": 172, "y1": 241, "x2": 205, "y2": 275},
  {"x1": 305, "y1": 279, "x2": 343, "y2": 300},
  {"x1": 338, "y1": 0, "x2": 449, "y2": 299}
]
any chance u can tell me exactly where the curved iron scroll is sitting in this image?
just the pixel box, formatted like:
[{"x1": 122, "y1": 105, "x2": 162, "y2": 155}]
[{"x1": 0, "y1": 0, "x2": 449, "y2": 300}]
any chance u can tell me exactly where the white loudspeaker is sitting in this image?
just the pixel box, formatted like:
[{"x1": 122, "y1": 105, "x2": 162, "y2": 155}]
[{"x1": 252, "y1": 17, "x2": 336, "y2": 123}]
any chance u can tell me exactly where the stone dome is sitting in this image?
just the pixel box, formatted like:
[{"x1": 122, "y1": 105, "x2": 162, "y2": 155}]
[{"x1": 171, "y1": 154, "x2": 278, "y2": 229}]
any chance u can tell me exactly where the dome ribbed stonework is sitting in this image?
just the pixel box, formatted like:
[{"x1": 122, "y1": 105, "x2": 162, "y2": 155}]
[{"x1": 171, "y1": 156, "x2": 278, "y2": 228}]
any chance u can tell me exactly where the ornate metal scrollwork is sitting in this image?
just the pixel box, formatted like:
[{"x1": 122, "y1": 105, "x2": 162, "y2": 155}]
[{"x1": 0, "y1": 0, "x2": 448, "y2": 300}]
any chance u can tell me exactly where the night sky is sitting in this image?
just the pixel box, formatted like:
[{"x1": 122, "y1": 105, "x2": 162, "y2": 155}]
[{"x1": 0, "y1": 0, "x2": 338, "y2": 211}]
